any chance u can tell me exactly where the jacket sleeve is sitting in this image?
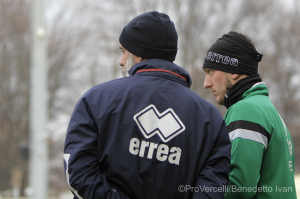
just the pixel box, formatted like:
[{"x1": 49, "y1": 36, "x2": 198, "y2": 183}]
[
  {"x1": 63, "y1": 97, "x2": 129, "y2": 199},
  {"x1": 192, "y1": 120, "x2": 231, "y2": 199},
  {"x1": 224, "y1": 103, "x2": 271, "y2": 199}
]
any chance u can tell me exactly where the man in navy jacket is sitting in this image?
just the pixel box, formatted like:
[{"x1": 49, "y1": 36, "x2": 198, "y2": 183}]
[{"x1": 64, "y1": 11, "x2": 231, "y2": 199}]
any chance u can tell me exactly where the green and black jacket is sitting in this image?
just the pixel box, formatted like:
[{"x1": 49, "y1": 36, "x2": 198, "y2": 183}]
[{"x1": 224, "y1": 78, "x2": 296, "y2": 199}]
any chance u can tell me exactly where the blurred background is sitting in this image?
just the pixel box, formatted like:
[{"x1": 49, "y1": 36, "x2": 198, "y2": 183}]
[{"x1": 0, "y1": 0, "x2": 300, "y2": 198}]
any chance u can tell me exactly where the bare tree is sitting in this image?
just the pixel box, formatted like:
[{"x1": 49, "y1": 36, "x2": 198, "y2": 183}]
[
  {"x1": 0, "y1": 0, "x2": 31, "y2": 194},
  {"x1": 0, "y1": 0, "x2": 102, "y2": 195}
]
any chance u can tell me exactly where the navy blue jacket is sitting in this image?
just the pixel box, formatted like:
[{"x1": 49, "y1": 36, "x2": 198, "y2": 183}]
[{"x1": 64, "y1": 59, "x2": 231, "y2": 199}]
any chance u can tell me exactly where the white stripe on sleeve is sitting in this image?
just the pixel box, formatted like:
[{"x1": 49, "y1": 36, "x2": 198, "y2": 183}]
[
  {"x1": 64, "y1": 153, "x2": 83, "y2": 199},
  {"x1": 229, "y1": 129, "x2": 268, "y2": 148}
]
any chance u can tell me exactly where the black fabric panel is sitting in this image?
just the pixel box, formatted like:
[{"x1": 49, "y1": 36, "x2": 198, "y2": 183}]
[{"x1": 227, "y1": 120, "x2": 271, "y2": 143}]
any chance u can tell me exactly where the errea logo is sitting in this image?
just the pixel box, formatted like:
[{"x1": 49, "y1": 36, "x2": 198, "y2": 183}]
[
  {"x1": 206, "y1": 51, "x2": 238, "y2": 67},
  {"x1": 133, "y1": 104, "x2": 185, "y2": 142},
  {"x1": 129, "y1": 105, "x2": 184, "y2": 165}
]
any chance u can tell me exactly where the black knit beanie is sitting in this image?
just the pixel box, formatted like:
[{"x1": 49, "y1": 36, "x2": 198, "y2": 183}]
[
  {"x1": 203, "y1": 31, "x2": 263, "y2": 75},
  {"x1": 119, "y1": 11, "x2": 178, "y2": 62}
]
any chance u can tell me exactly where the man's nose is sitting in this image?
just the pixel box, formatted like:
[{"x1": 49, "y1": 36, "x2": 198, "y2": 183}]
[
  {"x1": 203, "y1": 75, "x2": 212, "y2": 89},
  {"x1": 119, "y1": 55, "x2": 124, "y2": 67}
]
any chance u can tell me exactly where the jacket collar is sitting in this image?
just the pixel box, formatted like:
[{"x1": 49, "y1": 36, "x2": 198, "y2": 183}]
[
  {"x1": 128, "y1": 59, "x2": 192, "y2": 88},
  {"x1": 224, "y1": 74, "x2": 263, "y2": 109},
  {"x1": 241, "y1": 82, "x2": 269, "y2": 100}
]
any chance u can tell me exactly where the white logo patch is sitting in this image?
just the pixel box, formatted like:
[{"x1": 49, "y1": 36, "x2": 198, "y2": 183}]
[{"x1": 133, "y1": 104, "x2": 185, "y2": 142}]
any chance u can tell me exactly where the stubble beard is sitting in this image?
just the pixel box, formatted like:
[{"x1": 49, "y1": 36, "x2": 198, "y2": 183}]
[
  {"x1": 217, "y1": 75, "x2": 232, "y2": 106},
  {"x1": 122, "y1": 53, "x2": 135, "y2": 77}
]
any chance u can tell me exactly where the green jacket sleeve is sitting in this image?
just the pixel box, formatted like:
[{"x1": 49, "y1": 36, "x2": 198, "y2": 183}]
[{"x1": 225, "y1": 138, "x2": 265, "y2": 198}]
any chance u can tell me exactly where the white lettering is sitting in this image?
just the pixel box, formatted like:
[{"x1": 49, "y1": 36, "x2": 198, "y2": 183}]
[
  {"x1": 223, "y1": 56, "x2": 230, "y2": 64},
  {"x1": 206, "y1": 52, "x2": 238, "y2": 67},
  {"x1": 276, "y1": 185, "x2": 292, "y2": 192},
  {"x1": 278, "y1": 113, "x2": 293, "y2": 156},
  {"x1": 147, "y1": 142, "x2": 158, "y2": 159},
  {"x1": 129, "y1": 138, "x2": 140, "y2": 155},
  {"x1": 209, "y1": 53, "x2": 216, "y2": 61},
  {"x1": 129, "y1": 138, "x2": 181, "y2": 165},
  {"x1": 156, "y1": 144, "x2": 169, "y2": 161},
  {"x1": 139, "y1": 140, "x2": 149, "y2": 157},
  {"x1": 168, "y1": 147, "x2": 181, "y2": 165},
  {"x1": 206, "y1": 52, "x2": 212, "y2": 60},
  {"x1": 216, "y1": 54, "x2": 224, "y2": 63},
  {"x1": 230, "y1": 58, "x2": 238, "y2": 66},
  {"x1": 289, "y1": 161, "x2": 293, "y2": 171},
  {"x1": 286, "y1": 139, "x2": 293, "y2": 156}
]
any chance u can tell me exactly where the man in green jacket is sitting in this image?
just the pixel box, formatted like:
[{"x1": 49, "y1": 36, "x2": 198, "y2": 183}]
[{"x1": 202, "y1": 31, "x2": 297, "y2": 199}]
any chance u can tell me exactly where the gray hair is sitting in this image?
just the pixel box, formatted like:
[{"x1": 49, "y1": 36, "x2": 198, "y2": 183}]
[{"x1": 122, "y1": 53, "x2": 135, "y2": 77}]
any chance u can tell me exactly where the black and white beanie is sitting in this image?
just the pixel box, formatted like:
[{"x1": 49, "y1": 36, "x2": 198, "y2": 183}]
[
  {"x1": 119, "y1": 11, "x2": 178, "y2": 62},
  {"x1": 203, "y1": 31, "x2": 263, "y2": 75}
]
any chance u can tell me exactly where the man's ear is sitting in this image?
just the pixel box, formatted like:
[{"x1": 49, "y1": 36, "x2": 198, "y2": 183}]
[
  {"x1": 231, "y1": 74, "x2": 240, "y2": 80},
  {"x1": 134, "y1": 56, "x2": 147, "y2": 64},
  {"x1": 231, "y1": 74, "x2": 248, "y2": 83}
]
